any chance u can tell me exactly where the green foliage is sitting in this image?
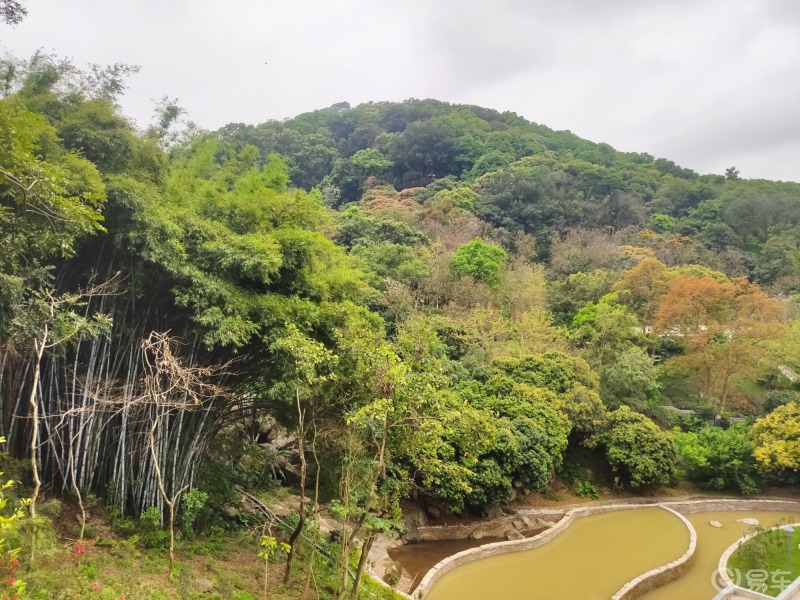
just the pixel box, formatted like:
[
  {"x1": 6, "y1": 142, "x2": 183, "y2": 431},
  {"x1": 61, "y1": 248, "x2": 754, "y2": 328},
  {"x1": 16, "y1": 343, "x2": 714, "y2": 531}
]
[
  {"x1": 0, "y1": 98, "x2": 106, "y2": 334},
  {"x1": 445, "y1": 351, "x2": 595, "y2": 512},
  {"x1": 601, "y1": 347, "x2": 661, "y2": 410},
  {"x1": 451, "y1": 239, "x2": 508, "y2": 286},
  {"x1": 728, "y1": 526, "x2": 800, "y2": 595},
  {"x1": 547, "y1": 270, "x2": 617, "y2": 326},
  {"x1": 650, "y1": 213, "x2": 677, "y2": 233},
  {"x1": 2, "y1": 50, "x2": 800, "y2": 572},
  {"x1": 570, "y1": 292, "x2": 642, "y2": 368},
  {"x1": 138, "y1": 507, "x2": 169, "y2": 548},
  {"x1": 257, "y1": 535, "x2": 289, "y2": 562},
  {"x1": 602, "y1": 407, "x2": 678, "y2": 488},
  {"x1": 574, "y1": 480, "x2": 599, "y2": 499},
  {"x1": 492, "y1": 351, "x2": 600, "y2": 394},
  {"x1": 751, "y1": 402, "x2": 800, "y2": 482},
  {"x1": 0, "y1": 439, "x2": 27, "y2": 598},
  {"x1": 181, "y1": 489, "x2": 209, "y2": 535},
  {"x1": 675, "y1": 425, "x2": 760, "y2": 494}
]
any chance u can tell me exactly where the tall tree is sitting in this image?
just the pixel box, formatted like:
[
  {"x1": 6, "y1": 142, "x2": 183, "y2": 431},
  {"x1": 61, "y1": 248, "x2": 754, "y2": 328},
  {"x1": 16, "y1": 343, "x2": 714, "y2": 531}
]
[
  {"x1": 0, "y1": 0, "x2": 26, "y2": 25},
  {"x1": 612, "y1": 257, "x2": 672, "y2": 334},
  {"x1": 656, "y1": 277, "x2": 785, "y2": 412}
]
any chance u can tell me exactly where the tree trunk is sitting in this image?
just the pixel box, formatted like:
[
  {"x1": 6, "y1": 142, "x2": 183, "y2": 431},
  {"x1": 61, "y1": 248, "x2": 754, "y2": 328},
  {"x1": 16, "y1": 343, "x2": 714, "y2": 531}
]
[
  {"x1": 349, "y1": 534, "x2": 375, "y2": 600},
  {"x1": 148, "y1": 412, "x2": 184, "y2": 578},
  {"x1": 28, "y1": 333, "x2": 46, "y2": 519},
  {"x1": 284, "y1": 383, "x2": 307, "y2": 583}
]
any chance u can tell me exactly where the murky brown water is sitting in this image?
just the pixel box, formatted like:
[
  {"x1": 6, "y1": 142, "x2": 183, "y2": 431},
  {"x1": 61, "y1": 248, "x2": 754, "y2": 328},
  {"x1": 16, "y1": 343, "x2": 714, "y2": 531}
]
[
  {"x1": 424, "y1": 508, "x2": 688, "y2": 600},
  {"x1": 642, "y1": 511, "x2": 799, "y2": 600},
  {"x1": 388, "y1": 536, "x2": 504, "y2": 591}
]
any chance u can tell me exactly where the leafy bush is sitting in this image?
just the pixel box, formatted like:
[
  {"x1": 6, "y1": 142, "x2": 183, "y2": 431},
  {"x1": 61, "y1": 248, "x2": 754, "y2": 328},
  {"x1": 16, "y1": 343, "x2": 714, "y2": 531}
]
[
  {"x1": 601, "y1": 406, "x2": 678, "y2": 488},
  {"x1": 0, "y1": 441, "x2": 27, "y2": 599},
  {"x1": 138, "y1": 506, "x2": 169, "y2": 548},
  {"x1": 575, "y1": 480, "x2": 599, "y2": 499},
  {"x1": 675, "y1": 424, "x2": 759, "y2": 494},
  {"x1": 181, "y1": 488, "x2": 209, "y2": 536}
]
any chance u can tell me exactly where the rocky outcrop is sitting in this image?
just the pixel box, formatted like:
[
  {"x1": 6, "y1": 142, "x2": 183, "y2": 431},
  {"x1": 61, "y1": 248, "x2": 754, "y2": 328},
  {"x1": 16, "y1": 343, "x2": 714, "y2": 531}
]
[
  {"x1": 505, "y1": 529, "x2": 525, "y2": 541},
  {"x1": 403, "y1": 506, "x2": 428, "y2": 543}
]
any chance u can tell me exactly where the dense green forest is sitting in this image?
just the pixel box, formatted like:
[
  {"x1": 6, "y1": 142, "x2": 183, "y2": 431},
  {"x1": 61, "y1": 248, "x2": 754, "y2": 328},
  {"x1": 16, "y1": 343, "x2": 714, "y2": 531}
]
[{"x1": 1, "y1": 46, "x2": 800, "y2": 597}]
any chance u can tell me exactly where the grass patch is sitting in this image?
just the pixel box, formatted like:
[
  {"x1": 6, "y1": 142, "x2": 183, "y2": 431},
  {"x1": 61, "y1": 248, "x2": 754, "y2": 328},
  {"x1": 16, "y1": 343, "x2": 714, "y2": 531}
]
[
  {"x1": 11, "y1": 503, "x2": 405, "y2": 600},
  {"x1": 729, "y1": 524, "x2": 800, "y2": 597}
]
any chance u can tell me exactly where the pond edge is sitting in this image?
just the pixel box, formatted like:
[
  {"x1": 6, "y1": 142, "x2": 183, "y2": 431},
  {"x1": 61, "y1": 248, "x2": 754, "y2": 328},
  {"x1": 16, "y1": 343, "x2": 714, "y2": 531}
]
[
  {"x1": 715, "y1": 520, "x2": 800, "y2": 600},
  {"x1": 403, "y1": 498, "x2": 800, "y2": 599}
]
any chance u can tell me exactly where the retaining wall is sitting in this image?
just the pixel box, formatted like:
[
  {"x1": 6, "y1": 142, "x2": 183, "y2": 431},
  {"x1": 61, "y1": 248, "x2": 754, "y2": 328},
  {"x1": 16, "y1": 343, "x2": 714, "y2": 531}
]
[
  {"x1": 610, "y1": 506, "x2": 697, "y2": 600},
  {"x1": 415, "y1": 507, "x2": 565, "y2": 541},
  {"x1": 666, "y1": 499, "x2": 800, "y2": 515}
]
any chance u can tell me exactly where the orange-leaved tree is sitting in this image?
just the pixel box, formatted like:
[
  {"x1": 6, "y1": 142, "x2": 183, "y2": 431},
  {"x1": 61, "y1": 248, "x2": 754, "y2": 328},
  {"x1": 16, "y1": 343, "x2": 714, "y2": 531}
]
[
  {"x1": 655, "y1": 276, "x2": 785, "y2": 413},
  {"x1": 612, "y1": 257, "x2": 673, "y2": 335}
]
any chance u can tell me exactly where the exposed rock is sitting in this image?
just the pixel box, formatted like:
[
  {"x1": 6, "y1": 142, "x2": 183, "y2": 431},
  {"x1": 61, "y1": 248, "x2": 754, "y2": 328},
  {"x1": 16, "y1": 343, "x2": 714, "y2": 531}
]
[
  {"x1": 505, "y1": 529, "x2": 525, "y2": 541},
  {"x1": 316, "y1": 512, "x2": 339, "y2": 535},
  {"x1": 270, "y1": 494, "x2": 302, "y2": 517},
  {"x1": 535, "y1": 518, "x2": 557, "y2": 528},
  {"x1": 221, "y1": 504, "x2": 239, "y2": 518},
  {"x1": 403, "y1": 507, "x2": 427, "y2": 543},
  {"x1": 737, "y1": 518, "x2": 760, "y2": 526},
  {"x1": 469, "y1": 526, "x2": 491, "y2": 540},
  {"x1": 425, "y1": 504, "x2": 442, "y2": 521},
  {"x1": 468, "y1": 528, "x2": 482, "y2": 540},
  {"x1": 406, "y1": 507, "x2": 427, "y2": 528},
  {"x1": 512, "y1": 516, "x2": 534, "y2": 530},
  {"x1": 403, "y1": 527, "x2": 421, "y2": 544},
  {"x1": 710, "y1": 521, "x2": 723, "y2": 528},
  {"x1": 383, "y1": 560, "x2": 403, "y2": 583},
  {"x1": 486, "y1": 506, "x2": 504, "y2": 519},
  {"x1": 191, "y1": 578, "x2": 215, "y2": 593}
]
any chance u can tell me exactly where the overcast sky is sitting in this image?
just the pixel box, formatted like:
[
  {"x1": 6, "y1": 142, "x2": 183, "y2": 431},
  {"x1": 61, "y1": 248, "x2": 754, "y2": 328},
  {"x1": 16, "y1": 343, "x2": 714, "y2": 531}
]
[{"x1": 3, "y1": 0, "x2": 799, "y2": 182}]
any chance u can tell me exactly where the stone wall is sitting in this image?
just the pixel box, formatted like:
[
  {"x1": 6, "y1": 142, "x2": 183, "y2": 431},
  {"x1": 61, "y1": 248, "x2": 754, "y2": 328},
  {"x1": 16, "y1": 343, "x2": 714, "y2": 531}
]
[
  {"x1": 415, "y1": 507, "x2": 565, "y2": 541},
  {"x1": 610, "y1": 506, "x2": 697, "y2": 600},
  {"x1": 665, "y1": 499, "x2": 800, "y2": 515}
]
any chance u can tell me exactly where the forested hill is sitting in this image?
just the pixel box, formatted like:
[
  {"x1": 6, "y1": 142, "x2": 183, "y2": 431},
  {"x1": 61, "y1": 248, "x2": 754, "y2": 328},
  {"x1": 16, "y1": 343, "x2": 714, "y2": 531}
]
[
  {"x1": 3, "y1": 53, "x2": 800, "y2": 598},
  {"x1": 218, "y1": 99, "x2": 800, "y2": 286}
]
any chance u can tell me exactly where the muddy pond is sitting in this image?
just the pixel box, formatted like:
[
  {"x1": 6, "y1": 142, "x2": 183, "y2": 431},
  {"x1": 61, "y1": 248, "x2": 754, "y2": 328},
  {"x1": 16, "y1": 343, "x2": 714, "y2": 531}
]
[
  {"x1": 418, "y1": 508, "x2": 799, "y2": 600},
  {"x1": 642, "y1": 511, "x2": 799, "y2": 600},
  {"x1": 423, "y1": 507, "x2": 688, "y2": 600}
]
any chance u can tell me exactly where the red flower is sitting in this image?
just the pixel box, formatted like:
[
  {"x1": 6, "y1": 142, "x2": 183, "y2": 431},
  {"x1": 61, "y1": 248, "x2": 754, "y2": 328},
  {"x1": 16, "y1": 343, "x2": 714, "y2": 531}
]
[
  {"x1": 6, "y1": 579, "x2": 14, "y2": 586},
  {"x1": 73, "y1": 542, "x2": 86, "y2": 555},
  {"x1": 91, "y1": 581, "x2": 101, "y2": 591}
]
